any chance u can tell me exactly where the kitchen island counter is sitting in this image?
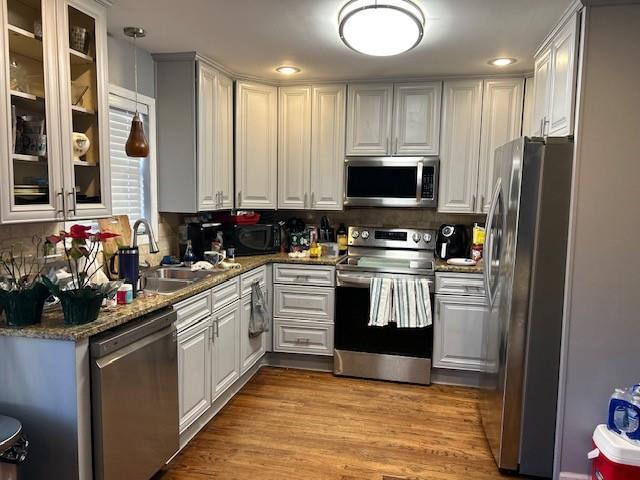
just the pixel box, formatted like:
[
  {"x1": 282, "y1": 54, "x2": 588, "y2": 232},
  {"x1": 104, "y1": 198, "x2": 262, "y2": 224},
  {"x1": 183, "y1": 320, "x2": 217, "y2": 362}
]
[{"x1": 0, "y1": 253, "x2": 343, "y2": 341}]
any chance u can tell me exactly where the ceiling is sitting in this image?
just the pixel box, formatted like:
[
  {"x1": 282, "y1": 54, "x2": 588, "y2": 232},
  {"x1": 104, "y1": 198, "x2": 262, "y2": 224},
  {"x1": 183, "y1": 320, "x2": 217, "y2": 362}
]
[{"x1": 107, "y1": 0, "x2": 573, "y2": 81}]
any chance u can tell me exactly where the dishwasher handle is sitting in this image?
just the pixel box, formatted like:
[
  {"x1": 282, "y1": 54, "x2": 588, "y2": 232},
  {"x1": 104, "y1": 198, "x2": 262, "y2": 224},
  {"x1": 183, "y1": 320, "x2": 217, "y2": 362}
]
[{"x1": 91, "y1": 307, "x2": 177, "y2": 358}]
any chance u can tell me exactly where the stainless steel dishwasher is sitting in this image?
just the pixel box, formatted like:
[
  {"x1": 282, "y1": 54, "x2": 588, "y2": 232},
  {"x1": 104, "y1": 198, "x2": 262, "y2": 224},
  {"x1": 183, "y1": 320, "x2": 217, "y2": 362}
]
[{"x1": 91, "y1": 307, "x2": 179, "y2": 480}]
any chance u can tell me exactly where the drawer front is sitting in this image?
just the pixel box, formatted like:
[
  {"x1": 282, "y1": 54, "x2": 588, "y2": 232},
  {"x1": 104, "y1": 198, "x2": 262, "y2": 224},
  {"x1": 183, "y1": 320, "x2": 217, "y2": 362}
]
[
  {"x1": 212, "y1": 277, "x2": 240, "y2": 311},
  {"x1": 175, "y1": 290, "x2": 212, "y2": 332},
  {"x1": 273, "y1": 319, "x2": 334, "y2": 356},
  {"x1": 240, "y1": 266, "x2": 267, "y2": 297},
  {"x1": 435, "y1": 272, "x2": 485, "y2": 296},
  {"x1": 273, "y1": 285, "x2": 334, "y2": 322},
  {"x1": 273, "y1": 264, "x2": 335, "y2": 287}
]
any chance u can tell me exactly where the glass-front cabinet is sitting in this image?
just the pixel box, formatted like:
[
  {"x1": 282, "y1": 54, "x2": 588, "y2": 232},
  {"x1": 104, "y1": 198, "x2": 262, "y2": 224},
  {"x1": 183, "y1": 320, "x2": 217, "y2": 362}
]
[{"x1": 0, "y1": 0, "x2": 110, "y2": 223}]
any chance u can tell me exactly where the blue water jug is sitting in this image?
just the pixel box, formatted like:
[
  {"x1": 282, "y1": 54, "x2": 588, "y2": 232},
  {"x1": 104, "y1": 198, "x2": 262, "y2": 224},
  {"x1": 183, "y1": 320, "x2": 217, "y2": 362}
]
[{"x1": 608, "y1": 384, "x2": 640, "y2": 443}]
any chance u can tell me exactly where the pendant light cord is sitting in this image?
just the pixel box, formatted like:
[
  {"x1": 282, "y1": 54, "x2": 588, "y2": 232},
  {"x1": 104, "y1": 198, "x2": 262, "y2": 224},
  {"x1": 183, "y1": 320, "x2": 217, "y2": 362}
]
[{"x1": 133, "y1": 34, "x2": 139, "y2": 115}]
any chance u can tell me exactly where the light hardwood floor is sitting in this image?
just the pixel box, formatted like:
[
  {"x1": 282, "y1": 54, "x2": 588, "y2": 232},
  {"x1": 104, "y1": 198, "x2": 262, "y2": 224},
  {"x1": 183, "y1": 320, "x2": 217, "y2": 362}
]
[{"x1": 157, "y1": 367, "x2": 507, "y2": 480}]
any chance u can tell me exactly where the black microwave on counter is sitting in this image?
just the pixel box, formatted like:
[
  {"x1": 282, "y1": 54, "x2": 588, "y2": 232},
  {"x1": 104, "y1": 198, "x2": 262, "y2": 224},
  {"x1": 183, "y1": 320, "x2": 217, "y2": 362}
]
[{"x1": 222, "y1": 223, "x2": 282, "y2": 256}]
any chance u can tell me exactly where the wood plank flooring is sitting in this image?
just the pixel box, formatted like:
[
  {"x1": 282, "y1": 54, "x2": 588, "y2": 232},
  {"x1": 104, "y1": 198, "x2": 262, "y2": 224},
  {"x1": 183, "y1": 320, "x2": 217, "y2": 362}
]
[{"x1": 156, "y1": 367, "x2": 507, "y2": 480}]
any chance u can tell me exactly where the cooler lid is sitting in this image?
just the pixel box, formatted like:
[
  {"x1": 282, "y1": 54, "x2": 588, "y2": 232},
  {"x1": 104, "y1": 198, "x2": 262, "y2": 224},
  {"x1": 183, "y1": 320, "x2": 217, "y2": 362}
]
[{"x1": 593, "y1": 424, "x2": 640, "y2": 466}]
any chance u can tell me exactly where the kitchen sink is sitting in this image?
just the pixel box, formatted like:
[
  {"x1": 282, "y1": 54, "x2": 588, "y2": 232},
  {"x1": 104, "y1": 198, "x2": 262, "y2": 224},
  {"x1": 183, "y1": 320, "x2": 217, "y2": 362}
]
[
  {"x1": 146, "y1": 268, "x2": 213, "y2": 281},
  {"x1": 143, "y1": 268, "x2": 215, "y2": 294}
]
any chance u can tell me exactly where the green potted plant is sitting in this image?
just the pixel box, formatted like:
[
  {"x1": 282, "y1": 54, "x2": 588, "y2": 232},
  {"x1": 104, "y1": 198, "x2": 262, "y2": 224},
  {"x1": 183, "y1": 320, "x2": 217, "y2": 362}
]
[
  {"x1": 43, "y1": 225, "x2": 118, "y2": 325},
  {"x1": 0, "y1": 237, "x2": 50, "y2": 327}
]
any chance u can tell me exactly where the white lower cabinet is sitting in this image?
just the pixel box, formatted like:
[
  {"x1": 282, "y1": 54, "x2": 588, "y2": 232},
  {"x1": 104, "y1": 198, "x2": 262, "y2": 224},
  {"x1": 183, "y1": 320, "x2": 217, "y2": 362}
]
[
  {"x1": 240, "y1": 294, "x2": 267, "y2": 374},
  {"x1": 433, "y1": 273, "x2": 489, "y2": 372},
  {"x1": 272, "y1": 264, "x2": 335, "y2": 356},
  {"x1": 211, "y1": 300, "x2": 241, "y2": 400},
  {"x1": 177, "y1": 319, "x2": 211, "y2": 433},
  {"x1": 274, "y1": 319, "x2": 334, "y2": 356}
]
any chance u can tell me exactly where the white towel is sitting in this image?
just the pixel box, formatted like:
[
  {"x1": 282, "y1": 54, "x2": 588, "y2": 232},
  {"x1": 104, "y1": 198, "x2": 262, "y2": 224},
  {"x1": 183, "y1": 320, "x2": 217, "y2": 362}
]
[
  {"x1": 368, "y1": 278, "x2": 393, "y2": 327},
  {"x1": 392, "y1": 278, "x2": 432, "y2": 328}
]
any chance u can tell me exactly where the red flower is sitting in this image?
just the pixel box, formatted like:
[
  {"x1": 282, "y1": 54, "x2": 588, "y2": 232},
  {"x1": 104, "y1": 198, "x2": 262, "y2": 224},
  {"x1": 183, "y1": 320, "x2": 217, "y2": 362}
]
[
  {"x1": 69, "y1": 224, "x2": 91, "y2": 240},
  {"x1": 95, "y1": 231, "x2": 119, "y2": 241}
]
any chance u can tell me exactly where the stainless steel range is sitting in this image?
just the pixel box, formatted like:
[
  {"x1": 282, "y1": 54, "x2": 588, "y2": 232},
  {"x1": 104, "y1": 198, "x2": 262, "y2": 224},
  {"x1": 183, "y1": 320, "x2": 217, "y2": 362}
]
[{"x1": 334, "y1": 226, "x2": 436, "y2": 385}]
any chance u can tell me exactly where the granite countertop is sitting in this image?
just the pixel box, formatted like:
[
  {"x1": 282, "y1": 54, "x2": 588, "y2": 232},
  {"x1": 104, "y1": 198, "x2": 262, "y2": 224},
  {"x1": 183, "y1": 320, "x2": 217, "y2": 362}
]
[
  {"x1": 0, "y1": 253, "x2": 343, "y2": 342},
  {"x1": 434, "y1": 258, "x2": 484, "y2": 274}
]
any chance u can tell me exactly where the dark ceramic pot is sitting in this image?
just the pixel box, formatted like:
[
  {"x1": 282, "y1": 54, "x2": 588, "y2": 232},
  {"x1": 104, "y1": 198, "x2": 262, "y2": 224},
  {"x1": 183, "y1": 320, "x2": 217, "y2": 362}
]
[
  {"x1": 59, "y1": 288, "x2": 105, "y2": 326},
  {"x1": 0, "y1": 282, "x2": 49, "y2": 326}
]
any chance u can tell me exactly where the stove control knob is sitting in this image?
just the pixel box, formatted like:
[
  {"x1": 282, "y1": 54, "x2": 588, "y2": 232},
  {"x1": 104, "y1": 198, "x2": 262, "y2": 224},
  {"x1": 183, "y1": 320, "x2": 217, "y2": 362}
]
[
  {"x1": 361, "y1": 230, "x2": 370, "y2": 240},
  {"x1": 423, "y1": 233, "x2": 432, "y2": 243},
  {"x1": 412, "y1": 232, "x2": 421, "y2": 243},
  {"x1": 351, "y1": 230, "x2": 360, "y2": 239}
]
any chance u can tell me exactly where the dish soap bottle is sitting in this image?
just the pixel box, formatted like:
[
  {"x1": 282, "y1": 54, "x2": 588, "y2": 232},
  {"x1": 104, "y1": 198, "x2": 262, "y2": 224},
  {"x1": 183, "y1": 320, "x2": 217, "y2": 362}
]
[
  {"x1": 183, "y1": 240, "x2": 196, "y2": 267},
  {"x1": 337, "y1": 223, "x2": 348, "y2": 255}
]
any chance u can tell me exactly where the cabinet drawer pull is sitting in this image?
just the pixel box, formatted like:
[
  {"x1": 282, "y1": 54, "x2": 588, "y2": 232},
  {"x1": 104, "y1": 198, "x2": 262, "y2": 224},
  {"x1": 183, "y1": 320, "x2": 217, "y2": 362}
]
[{"x1": 295, "y1": 337, "x2": 310, "y2": 344}]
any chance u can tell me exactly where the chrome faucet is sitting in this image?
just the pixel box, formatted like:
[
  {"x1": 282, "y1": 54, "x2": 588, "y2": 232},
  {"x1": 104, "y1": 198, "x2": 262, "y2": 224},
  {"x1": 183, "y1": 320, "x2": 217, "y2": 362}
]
[{"x1": 132, "y1": 218, "x2": 160, "y2": 254}]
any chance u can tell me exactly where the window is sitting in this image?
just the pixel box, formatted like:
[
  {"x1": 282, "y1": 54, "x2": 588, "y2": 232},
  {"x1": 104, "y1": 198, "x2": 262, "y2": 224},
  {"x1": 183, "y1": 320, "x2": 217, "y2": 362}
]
[
  {"x1": 107, "y1": 86, "x2": 157, "y2": 241},
  {"x1": 109, "y1": 107, "x2": 150, "y2": 221}
]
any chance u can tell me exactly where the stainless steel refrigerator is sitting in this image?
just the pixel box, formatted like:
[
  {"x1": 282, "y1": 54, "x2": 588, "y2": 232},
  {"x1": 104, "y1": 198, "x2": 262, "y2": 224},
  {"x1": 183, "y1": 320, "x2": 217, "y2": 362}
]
[{"x1": 479, "y1": 136, "x2": 573, "y2": 478}]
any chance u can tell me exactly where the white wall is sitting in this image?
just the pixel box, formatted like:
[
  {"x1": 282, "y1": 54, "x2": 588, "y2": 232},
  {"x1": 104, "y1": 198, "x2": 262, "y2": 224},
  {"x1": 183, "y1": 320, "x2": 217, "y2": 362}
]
[
  {"x1": 557, "y1": 3, "x2": 640, "y2": 476},
  {"x1": 107, "y1": 34, "x2": 155, "y2": 98}
]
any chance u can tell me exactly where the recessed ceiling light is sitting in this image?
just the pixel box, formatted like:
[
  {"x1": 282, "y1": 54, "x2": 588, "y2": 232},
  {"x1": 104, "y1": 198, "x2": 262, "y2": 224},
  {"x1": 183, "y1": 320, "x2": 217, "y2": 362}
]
[
  {"x1": 276, "y1": 66, "x2": 300, "y2": 75},
  {"x1": 489, "y1": 57, "x2": 517, "y2": 67},
  {"x1": 339, "y1": 0, "x2": 425, "y2": 57}
]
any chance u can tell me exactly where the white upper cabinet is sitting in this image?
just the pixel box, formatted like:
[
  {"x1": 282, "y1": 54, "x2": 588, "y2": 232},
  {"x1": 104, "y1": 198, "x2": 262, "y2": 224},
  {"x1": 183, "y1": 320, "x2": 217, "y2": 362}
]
[
  {"x1": 522, "y1": 76, "x2": 535, "y2": 136},
  {"x1": 216, "y1": 74, "x2": 234, "y2": 210},
  {"x1": 310, "y1": 85, "x2": 345, "y2": 210},
  {"x1": 437, "y1": 79, "x2": 483, "y2": 214},
  {"x1": 548, "y1": 15, "x2": 578, "y2": 136},
  {"x1": 155, "y1": 55, "x2": 234, "y2": 213},
  {"x1": 236, "y1": 80, "x2": 278, "y2": 209},
  {"x1": 392, "y1": 82, "x2": 442, "y2": 155},
  {"x1": 1, "y1": 0, "x2": 111, "y2": 223},
  {"x1": 277, "y1": 84, "x2": 345, "y2": 210},
  {"x1": 346, "y1": 83, "x2": 393, "y2": 156},
  {"x1": 532, "y1": 12, "x2": 579, "y2": 137},
  {"x1": 532, "y1": 47, "x2": 552, "y2": 137},
  {"x1": 278, "y1": 86, "x2": 311, "y2": 209},
  {"x1": 196, "y1": 64, "x2": 218, "y2": 211},
  {"x1": 477, "y1": 78, "x2": 523, "y2": 213}
]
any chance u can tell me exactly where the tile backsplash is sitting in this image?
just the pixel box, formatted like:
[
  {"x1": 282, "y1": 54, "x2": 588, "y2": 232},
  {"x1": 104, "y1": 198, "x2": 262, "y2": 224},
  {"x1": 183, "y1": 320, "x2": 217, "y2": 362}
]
[
  {"x1": 271, "y1": 208, "x2": 485, "y2": 231},
  {"x1": 0, "y1": 213, "x2": 181, "y2": 267}
]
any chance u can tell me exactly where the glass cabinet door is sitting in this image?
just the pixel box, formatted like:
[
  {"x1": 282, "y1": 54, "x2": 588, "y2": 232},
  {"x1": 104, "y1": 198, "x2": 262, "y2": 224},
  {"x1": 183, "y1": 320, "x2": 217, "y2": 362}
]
[
  {"x1": 57, "y1": 0, "x2": 111, "y2": 220},
  {"x1": 1, "y1": 0, "x2": 64, "y2": 222}
]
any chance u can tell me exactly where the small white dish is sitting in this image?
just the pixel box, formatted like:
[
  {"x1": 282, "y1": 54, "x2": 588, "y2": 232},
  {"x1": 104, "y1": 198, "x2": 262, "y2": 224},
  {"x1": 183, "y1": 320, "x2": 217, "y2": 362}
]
[{"x1": 446, "y1": 258, "x2": 477, "y2": 266}]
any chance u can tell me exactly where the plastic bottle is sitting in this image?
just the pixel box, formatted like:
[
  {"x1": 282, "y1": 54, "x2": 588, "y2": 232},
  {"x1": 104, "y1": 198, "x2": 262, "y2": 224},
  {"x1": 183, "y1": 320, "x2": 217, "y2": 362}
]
[
  {"x1": 337, "y1": 223, "x2": 348, "y2": 255},
  {"x1": 183, "y1": 240, "x2": 196, "y2": 267}
]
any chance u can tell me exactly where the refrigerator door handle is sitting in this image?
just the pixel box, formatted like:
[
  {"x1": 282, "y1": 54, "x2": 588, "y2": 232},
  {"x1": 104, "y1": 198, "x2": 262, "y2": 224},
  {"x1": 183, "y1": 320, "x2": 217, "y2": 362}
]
[{"x1": 484, "y1": 178, "x2": 501, "y2": 308}]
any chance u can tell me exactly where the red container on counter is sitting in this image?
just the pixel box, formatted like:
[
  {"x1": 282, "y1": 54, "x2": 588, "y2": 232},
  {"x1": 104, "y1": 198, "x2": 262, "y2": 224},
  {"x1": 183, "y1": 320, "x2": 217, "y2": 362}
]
[{"x1": 589, "y1": 425, "x2": 640, "y2": 480}]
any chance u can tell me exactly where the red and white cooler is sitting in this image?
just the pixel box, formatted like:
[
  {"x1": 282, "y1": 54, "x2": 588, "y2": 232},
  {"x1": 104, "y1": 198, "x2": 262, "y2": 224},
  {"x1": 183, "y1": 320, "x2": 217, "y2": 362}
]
[{"x1": 588, "y1": 424, "x2": 640, "y2": 480}]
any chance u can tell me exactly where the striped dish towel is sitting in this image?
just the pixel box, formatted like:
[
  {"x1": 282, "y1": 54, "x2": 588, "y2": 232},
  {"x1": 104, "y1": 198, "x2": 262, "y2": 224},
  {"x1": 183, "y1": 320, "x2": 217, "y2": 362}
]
[
  {"x1": 368, "y1": 278, "x2": 393, "y2": 327},
  {"x1": 392, "y1": 278, "x2": 432, "y2": 328}
]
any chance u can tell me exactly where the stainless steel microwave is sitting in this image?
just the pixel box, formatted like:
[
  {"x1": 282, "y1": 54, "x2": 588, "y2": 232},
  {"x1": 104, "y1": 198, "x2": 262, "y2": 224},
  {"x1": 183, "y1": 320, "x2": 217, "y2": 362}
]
[{"x1": 344, "y1": 157, "x2": 439, "y2": 208}]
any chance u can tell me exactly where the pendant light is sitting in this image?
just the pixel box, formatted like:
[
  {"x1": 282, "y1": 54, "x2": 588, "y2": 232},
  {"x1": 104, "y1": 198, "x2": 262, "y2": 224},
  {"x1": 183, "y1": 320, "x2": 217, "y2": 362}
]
[{"x1": 124, "y1": 27, "x2": 149, "y2": 158}]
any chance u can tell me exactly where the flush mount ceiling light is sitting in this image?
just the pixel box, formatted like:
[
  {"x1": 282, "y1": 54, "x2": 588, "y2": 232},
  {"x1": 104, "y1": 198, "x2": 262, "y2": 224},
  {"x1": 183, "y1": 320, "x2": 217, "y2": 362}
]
[
  {"x1": 339, "y1": 0, "x2": 425, "y2": 56},
  {"x1": 276, "y1": 66, "x2": 301, "y2": 75},
  {"x1": 488, "y1": 57, "x2": 517, "y2": 66}
]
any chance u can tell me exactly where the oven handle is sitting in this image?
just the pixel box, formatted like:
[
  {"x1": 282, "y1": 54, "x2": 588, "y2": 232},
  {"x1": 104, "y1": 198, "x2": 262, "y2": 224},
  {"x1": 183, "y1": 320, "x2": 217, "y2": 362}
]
[{"x1": 336, "y1": 271, "x2": 434, "y2": 290}]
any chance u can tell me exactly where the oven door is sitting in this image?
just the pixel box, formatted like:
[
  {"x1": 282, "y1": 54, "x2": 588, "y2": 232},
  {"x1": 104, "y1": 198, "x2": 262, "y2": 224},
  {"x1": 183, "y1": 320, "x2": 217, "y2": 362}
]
[
  {"x1": 344, "y1": 157, "x2": 438, "y2": 207},
  {"x1": 234, "y1": 225, "x2": 274, "y2": 255},
  {"x1": 334, "y1": 270, "x2": 434, "y2": 358}
]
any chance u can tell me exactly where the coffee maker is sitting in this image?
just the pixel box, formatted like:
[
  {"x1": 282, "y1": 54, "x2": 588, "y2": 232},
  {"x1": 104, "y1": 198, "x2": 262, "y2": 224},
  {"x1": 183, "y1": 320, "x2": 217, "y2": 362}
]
[
  {"x1": 435, "y1": 224, "x2": 470, "y2": 260},
  {"x1": 180, "y1": 222, "x2": 222, "y2": 261}
]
